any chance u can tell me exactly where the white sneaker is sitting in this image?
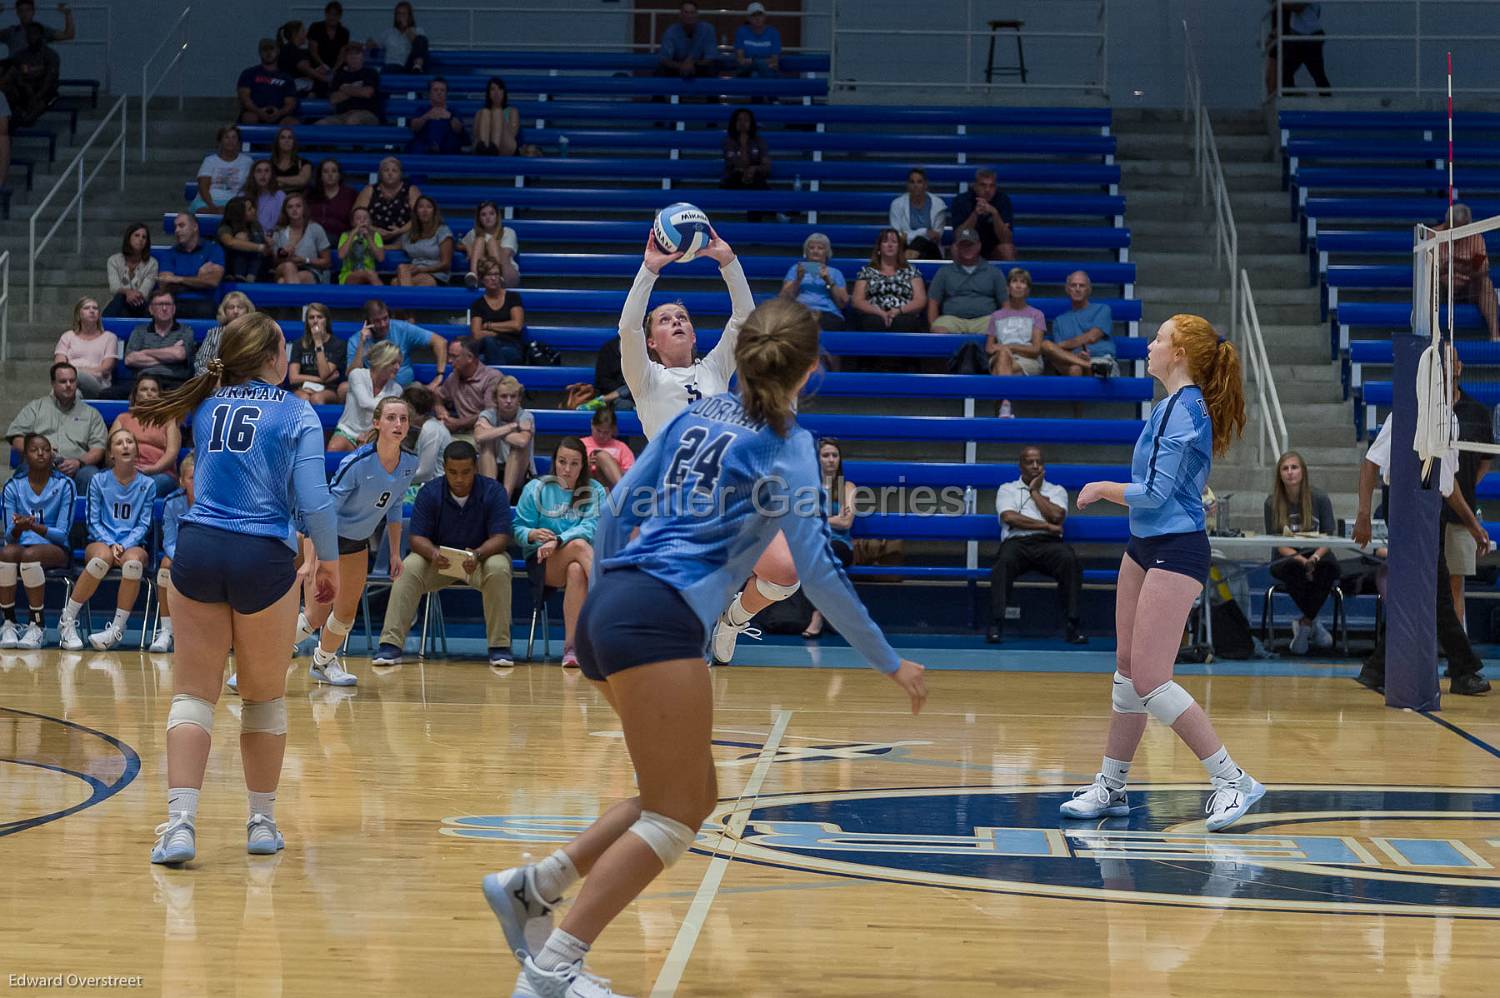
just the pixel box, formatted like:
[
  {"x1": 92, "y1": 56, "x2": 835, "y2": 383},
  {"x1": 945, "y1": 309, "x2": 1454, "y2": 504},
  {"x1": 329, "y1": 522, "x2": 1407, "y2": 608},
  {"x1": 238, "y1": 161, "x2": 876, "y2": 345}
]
[
  {"x1": 58, "y1": 618, "x2": 83, "y2": 651},
  {"x1": 997, "y1": 399, "x2": 1014, "y2": 419},
  {"x1": 483, "y1": 866, "x2": 556, "y2": 964},
  {"x1": 0, "y1": 621, "x2": 18, "y2": 648},
  {"x1": 710, "y1": 614, "x2": 761, "y2": 666},
  {"x1": 1289, "y1": 621, "x2": 1310, "y2": 655},
  {"x1": 89, "y1": 624, "x2": 123, "y2": 651},
  {"x1": 149, "y1": 629, "x2": 174, "y2": 653},
  {"x1": 1058, "y1": 774, "x2": 1130, "y2": 819},
  {"x1": 151, "y1": 813, "x2": 197, "y2": 865},
  {"x1": 1204, "y1": 773, "x2": 1266, "y2": 832},
  {"x1": 310, "y1": 655, "x2": 357, "y2": 687},
  {"x1": 1311, "y1": 621, "x2": 1334, "y2": 650},
  {"x1": 16, "y1": 621, "x2": 43, "y2": 650},
  {"x1": 515, "y1": 957, "x2": 624, "y2": 998},
  {"x1": 246, "y1": 813, "x2": 285, "y2": 855}
]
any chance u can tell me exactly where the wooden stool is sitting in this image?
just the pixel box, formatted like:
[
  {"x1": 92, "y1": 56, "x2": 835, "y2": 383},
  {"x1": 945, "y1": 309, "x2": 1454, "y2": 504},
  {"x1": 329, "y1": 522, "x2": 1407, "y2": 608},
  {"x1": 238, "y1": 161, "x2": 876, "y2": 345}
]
[{"x1": 984, "y1": 19, "x2": 1027, "y2": 84}]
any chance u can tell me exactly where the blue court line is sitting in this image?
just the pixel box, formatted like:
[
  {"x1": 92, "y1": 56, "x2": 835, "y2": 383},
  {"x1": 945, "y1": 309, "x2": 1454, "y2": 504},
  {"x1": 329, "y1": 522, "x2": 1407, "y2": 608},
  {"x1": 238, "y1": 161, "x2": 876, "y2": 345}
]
[
  {"x1": 1421, "y1": 711, "x2": 1500, "y2": 761},
  {"x1": 0, "y1": 706, "x2": 141, "y2": 838}
]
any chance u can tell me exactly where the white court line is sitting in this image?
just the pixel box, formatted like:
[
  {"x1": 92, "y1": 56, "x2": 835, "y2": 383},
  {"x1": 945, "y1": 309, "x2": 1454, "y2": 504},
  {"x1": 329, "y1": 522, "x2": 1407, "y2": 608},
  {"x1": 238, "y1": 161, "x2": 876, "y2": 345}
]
[{"x1": 650, "y1": 708, "x2": 793, "y2": 998}]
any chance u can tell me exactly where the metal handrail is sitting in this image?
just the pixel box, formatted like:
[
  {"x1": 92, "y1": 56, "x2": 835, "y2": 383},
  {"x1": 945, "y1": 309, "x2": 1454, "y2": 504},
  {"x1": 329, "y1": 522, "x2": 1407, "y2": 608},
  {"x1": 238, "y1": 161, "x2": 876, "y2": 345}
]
[
  {"x1": 28, "y1": 95, "x2": 128, "y2": 321},
  {"x1": 1239, "y1": 271, "x2": 1290, "y2": 465},
  {"x1": 140, "y1": 5, "x2": 190, "y2": 162},
  {"x1": 0, "y1": 252, "x2": 11, "y2": 362}
]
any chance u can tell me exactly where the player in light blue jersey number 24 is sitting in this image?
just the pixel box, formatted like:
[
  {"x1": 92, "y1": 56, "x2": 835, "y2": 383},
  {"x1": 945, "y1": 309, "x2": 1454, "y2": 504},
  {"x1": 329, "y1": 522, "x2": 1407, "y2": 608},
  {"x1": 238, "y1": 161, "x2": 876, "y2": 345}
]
[{"x1": 481, "y1": 298, "x2": 929, "y2": 998}]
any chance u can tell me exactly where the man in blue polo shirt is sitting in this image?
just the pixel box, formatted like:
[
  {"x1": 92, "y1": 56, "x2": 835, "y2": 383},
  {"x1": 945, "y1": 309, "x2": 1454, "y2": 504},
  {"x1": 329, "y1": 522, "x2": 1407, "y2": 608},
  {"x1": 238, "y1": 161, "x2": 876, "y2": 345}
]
[
  {"x1": 657, "y1": 0, "x2": 716, "y2": 78},
  {"x1": 155, "y1": 213, "x2": 225, "y2": 319},
  {"x1": 1041, "y1": 270, "x2": 1116, "y2": 379},
  {"x1": 374, "y1": 441, "x2": 514, "y2": 667},
  {"x1": 733, "y1": 3, "x2": 781, "y2": 77},
  {"x1": 347, "y1": 298, "x2": 448, "y2": 388}
]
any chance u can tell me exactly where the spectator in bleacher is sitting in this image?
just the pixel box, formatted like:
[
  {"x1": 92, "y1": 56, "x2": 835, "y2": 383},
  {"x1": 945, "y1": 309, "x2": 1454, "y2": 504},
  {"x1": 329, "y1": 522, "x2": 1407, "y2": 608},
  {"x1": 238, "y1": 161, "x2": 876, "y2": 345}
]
[
  {"x1": 287, "y1": 301, "x2": 345, "y2": 404},
  {"x1": 0, "y1": 17, "x2": 59, "y2": 129},
  {"x1": 307, "y1": 157, "x2": 358, "y2": 243},
  {"x1": 395, "y1": 195, "x2": 453, "y2": 286},
  {"x1": 987, "y1": 446, "x2": 1086, "y2": 645},
  {"x1": 349, "y1": 297, "x2": 446, "y2": 387},
  {"x1": 104, "y1": 223, "x2": 158, "y2": 319},
  {"x1": 332, "y1": 340, "x2": 402, "y2": 452},
  {"x1": 319, "y1": 43, "x2": 382, "y2": 126},
  {"x1": 277, "y1": 20, "x2": 331, "y2": 98},
  {"x1": 217, "y1": 196, "x2": 272, "y2": 283},
  {"x1": 369, "y1": 1, "x2": 429, "y2": 74},
  {"x1": 563, "y1": 335, "x2": 631, "y2": 413},
  {"x1": 514, "y1": 436, "x2": 604, "y2": 668},
  {"x1": 338, "y1": 205, "x2": 385, "y2": 285},
  {"x1": 435, "y1": 337, "x2": 501, "y2": 436},
  {"x1": 734, "y1": 3, "x2": 781, "y2": 78},
  {"x1": 781, "y1": 232, "x2": 849, "y2": 330},
  {"x1": 155, "y1": 213, "x2": 224, "y2": 319},
  {"x1": 125, "y1": 289, "x2": 195, "y2": 389},
  {"x1": 1437, "y1": 203, "x2": 1499, "y2": 341},
  {"x1": 580, "y1": 404, "x2": 633, "y2": 489},
  {"x1": 852, "y1": 228, "x2": 927, "y2": 333},
  {"x1": 407, "y1": 76, "x2": 467, "y2": 155},
  {"x1": 109, "y1": 376, "x2": 180, "y2": 497},
  {"x1": 889, "y1": 168, "x2": 947, "y2": 261},
  {"x1": 0, "y1": 2, "x2": 74, "y2": 57},
  {"x1": 927, "y1": 227, "x2": 1004, "y2": 335},
  {"x1": 722, "y1": 108, "x2": 771, "y2": 218},
  {"x1": 468, "y1": 259, "x2": 525, "y2": 366},
  {"x1": 53, "y1": 296, "x2": 116, "y2": 399},
  {"x1": 1268, "y1": 2, "x2": 1332, "y2": 98},
  {"x1": 195, "y1": 291, "x2": 254, "y2": 379},
  {"x1": 372, "y1": 440, "x2": 513, "y2": 668},
  {"x1": 355, "y1": 155, "x2": 421, "y2": 243},
  {"x1": 474, "y1": 374, "x2": 535, "y2": 498},
  {"x1": 243, "y1": 159, "x2": 285, "y2": 233},
  {"x1": 1445, "y1": 355, "x2": 1492, "y2": 627},
  {"x1": 1041, "y1": 270, "x2": 1116, "y2": 378},
  {"x1": 1265, "y1": 449, "x2": 1338, "y2": 654},
  {"x1": 801, "y1": 437, "x2": 856, "y2": 640},
  {"x1": 472, "y1": 77, "x2": 520, "y2": 157},
  {"x1": 461, "y1": 200, "x2": 520, "y2": 290},
  {"x1": 6, "y1": 362, "x2": 106, "y2": 491},
  {"x1": 237, "y1": 39, "x2": 299, "y2": 126},
  {"x1": 190, "y1": 126, "x2": 254, "y2": 214},
  {"x1": 403, "y1": 384, "x2": 451, "y2": 495},
  {"x1": 271, "y1": 126, "x2": 313, "y2": 192},
  {"x1": 0, "y1": 433, "x2": 74, "y2": 649},
  {"x1": 271, "y1": 192, "x2": 332, "y2": 285},
  {"x1": 985, "y1": 267, "x2": 1045, "y2": 418},
  {"x1": 949, "y1": 167, "x2": 1016, "y2": 262},
  {"x1": 658, "y1": 1, "x2": 717, "y2": 78},
  {"x1": 308, "y1": 2, "x2": 350, "y2": 73}
]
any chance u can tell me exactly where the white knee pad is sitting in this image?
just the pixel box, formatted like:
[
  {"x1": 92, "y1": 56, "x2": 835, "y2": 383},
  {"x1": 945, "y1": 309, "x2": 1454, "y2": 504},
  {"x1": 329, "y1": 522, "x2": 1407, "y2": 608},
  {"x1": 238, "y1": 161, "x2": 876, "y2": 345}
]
[
  {"x1": 324, "y1": 612, "x2": 355, "y2": 640},
  {"x1": 1142, "y1": 681, "x2": 1196, "y2": 726},
  {"x1": 241, "y1": 698, "x2": 288, "y2": 736},
  {"x1": 157, "y1": 566, "x2": 171, "y2": 588},
  {"x1": 19, "y1": 562, "x2": 43, "y2": 589},
  {"x1": 85, "y1": 557, "x2": 110, "y2": 580},
  {"x1": 627, "y1": 810, "x2": 696, "y2": 868},
  {"x1": 121, "y1": 560, "x2": 144, "y2": 581},
  {"x1": 1111, "y1": 671, "x2": 1146, "y2": 714},
  {"x1": 755, "y1": 577, "x2": 800, "y2": 602},
  {"x1": 0, "y1": 561, "x2": 16, "y2": 586},
  {"x1": 166, "y1": 694, "x2": 215, "y2": 735}
]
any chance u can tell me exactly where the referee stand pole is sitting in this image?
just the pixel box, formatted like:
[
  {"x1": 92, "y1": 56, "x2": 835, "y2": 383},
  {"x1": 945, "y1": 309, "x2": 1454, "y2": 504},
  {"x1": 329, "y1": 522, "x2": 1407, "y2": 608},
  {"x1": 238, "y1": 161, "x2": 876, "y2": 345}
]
[{"x1": 1386, "y1": 332, "x2": 1442, "y2": 711}]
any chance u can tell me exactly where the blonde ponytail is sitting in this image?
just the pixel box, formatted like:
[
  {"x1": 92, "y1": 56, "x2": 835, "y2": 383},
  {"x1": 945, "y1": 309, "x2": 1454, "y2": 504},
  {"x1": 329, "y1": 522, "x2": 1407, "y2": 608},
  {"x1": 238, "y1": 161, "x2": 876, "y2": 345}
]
[{"x1": 734, "y1": 298, "x2": 821, "y2": 436}]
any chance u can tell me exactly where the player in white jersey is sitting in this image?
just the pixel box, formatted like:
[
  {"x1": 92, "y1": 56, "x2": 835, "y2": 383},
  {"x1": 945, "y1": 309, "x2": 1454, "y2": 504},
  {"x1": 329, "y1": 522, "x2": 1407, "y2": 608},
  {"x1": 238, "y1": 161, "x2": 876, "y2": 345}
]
[{"x1": 621, "y1": 233, "x2": 801, "y2": 664}]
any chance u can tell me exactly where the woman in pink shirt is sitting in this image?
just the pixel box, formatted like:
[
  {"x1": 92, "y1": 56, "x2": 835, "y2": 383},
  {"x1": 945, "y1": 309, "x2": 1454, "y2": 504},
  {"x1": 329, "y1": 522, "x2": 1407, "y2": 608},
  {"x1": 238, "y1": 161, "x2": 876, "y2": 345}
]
[
  {"x1": 579, "y1": 404, "x2": 634, "y2": 489},
  {"x1": 53, "y1": 296, "x2": 119, "y2": 398},
  {"x1": 985, "y1": 267, "x2": 1047, "y2": 418},
  {"x1": 110, "y1": 375, "x2": 181, "y2": 496}
]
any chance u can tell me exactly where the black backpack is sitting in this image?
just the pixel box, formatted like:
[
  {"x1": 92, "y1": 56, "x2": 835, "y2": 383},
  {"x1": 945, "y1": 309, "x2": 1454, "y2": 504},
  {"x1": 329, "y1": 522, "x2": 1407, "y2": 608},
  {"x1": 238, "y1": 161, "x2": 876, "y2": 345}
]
[{"x1": 947, "y1": 342, "x2": 987, "y2": 375}]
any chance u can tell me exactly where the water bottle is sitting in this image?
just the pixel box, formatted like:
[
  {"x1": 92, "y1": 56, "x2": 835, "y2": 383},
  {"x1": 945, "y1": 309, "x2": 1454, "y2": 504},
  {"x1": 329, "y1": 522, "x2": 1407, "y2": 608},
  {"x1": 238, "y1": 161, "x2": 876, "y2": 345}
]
[
  {"x1": 559, "y1": 134, "x2": 570, "y2": 159},
  {"x1": 794, "y1": 173, "x2": 802, "y2": 193}
]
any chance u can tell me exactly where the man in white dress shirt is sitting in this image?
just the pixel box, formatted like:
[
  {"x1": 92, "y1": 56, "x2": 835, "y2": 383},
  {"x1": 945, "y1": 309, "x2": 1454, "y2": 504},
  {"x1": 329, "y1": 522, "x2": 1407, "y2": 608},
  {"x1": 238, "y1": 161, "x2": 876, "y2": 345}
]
[{"x1": 987, "y1": 446, "x2": 1086, "y2": 645}]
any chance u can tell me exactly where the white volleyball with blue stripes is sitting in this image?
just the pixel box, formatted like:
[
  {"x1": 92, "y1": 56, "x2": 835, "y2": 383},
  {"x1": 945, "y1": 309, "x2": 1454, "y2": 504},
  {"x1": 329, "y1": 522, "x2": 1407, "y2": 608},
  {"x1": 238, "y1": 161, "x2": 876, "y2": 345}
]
[{"x1": 651, "y1": 202, "x2": 712, "y2": 262}]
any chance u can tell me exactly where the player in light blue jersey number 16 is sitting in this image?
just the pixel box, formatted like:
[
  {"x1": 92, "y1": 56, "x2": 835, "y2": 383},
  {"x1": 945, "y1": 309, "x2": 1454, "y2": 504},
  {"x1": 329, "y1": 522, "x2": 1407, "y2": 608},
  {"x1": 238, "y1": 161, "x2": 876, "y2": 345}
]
[
  {"x1": 135, "y1": 312, "x2": 340, "y2": 869},
  {"x1": 481, "y1": 298, "x2": 929, "y2": 998},
  {"x1": 1069, "y1": 314, "x2": 1265, "y2": 834}
]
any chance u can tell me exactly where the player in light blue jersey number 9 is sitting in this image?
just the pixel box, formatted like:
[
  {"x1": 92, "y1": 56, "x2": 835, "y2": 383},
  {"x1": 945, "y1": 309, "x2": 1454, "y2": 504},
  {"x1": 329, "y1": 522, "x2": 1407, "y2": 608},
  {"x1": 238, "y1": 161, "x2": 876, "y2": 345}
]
[
  {"x1": 480, "y1": 298, "x2": 929, "y2": 998},
  {"x1": 136, "y1": 312, "x2": 340, "y2": 869}
]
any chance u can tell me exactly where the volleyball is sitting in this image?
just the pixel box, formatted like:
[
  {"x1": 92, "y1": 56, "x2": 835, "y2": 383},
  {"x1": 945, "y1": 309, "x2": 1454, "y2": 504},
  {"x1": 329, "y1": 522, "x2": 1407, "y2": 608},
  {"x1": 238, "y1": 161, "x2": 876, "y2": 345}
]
[{"x1": 651, "y1": 202, "x2": 712, "y2": 262}]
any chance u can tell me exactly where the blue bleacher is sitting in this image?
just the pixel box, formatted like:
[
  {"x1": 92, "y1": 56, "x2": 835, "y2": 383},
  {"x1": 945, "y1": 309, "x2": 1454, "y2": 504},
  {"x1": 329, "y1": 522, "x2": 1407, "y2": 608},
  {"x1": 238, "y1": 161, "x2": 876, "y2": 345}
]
[
  {"x1": 378, "y1": 71, "x2": 828, "y2": 99},
  {"x1": 1308, "y1": 228, "x2": 1500, "y2": 285},
  {"x1": 423, "y1": 50, "x2": 831, "y2": 73},
  {"x1": 1332, "y1": 301, "x2": 1487, "y2": 359},
  {"x1": 1322, "y1": 263, "x2": 1500, "y2": 319}
]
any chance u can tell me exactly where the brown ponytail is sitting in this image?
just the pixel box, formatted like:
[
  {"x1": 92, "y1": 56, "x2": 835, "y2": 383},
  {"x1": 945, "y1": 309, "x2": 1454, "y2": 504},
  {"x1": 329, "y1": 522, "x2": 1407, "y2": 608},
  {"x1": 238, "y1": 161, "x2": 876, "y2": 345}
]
[
  {"x1": 134, "y1": 312, "x2": 287, "y2": 427},
  {"x1": 734, "y1": 298, "x2": 821, "y2": 436},
  {"x1": 1170, "y1": 313, "x2": 1246, "y2": 458}
]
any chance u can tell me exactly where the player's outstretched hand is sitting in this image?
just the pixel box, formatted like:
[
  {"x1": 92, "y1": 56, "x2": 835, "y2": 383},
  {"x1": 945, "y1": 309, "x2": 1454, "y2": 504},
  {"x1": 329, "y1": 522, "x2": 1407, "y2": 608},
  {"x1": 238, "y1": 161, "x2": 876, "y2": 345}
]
[
  {"x1": 1076, "y1": 481, "x2": 1107, "y2": 510},
  {"x1": 702, "y1": 227, "x2": 735, "y2": 267},
  {"x1": 643, "y1": 232, "x2": 683, "y2": 274},
  {"x1": 313, "y1": 560, "x2": 339, "y2": 606},
  {"x1": 889, "y1": 659, "x2": 928, "y2": 715}
]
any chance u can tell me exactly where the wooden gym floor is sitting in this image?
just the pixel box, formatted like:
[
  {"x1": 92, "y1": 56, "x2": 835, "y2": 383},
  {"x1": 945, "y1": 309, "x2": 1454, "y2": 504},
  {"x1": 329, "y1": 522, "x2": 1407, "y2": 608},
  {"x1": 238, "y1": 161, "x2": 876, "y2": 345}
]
[{"x1": 2, "y1": 645, "x2": 1498, "y2": 996}]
